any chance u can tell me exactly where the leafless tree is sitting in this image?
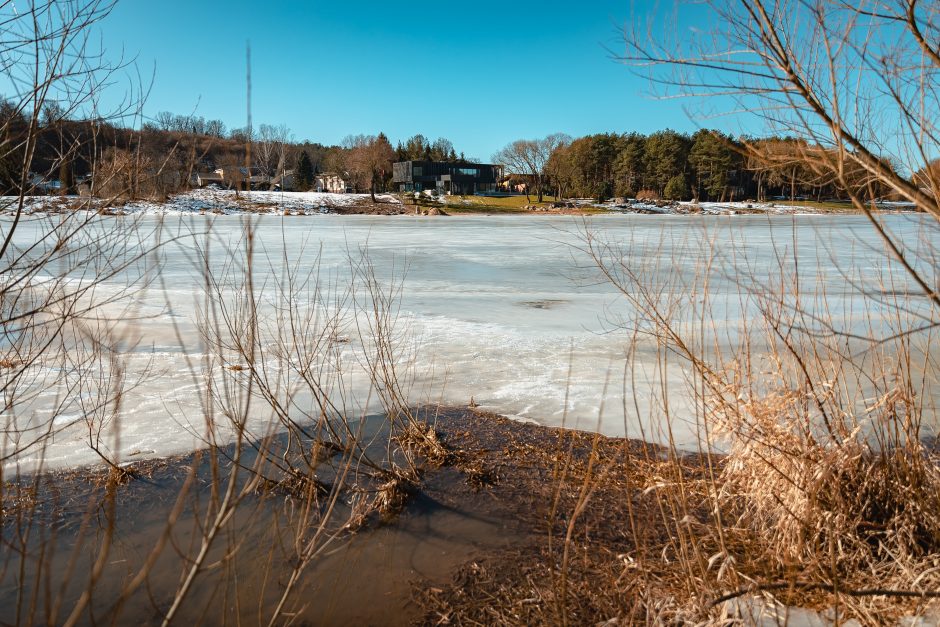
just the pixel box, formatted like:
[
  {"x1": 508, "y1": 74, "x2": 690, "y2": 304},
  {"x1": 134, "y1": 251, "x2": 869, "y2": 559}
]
[
  {"x1": 344, "y1": 133, "x2": 395, "y2": 202},
  {"x1": 154, "y1": 110, "x2": 176, "y2": 131},
  {"x1": 493, "y1": 133, "x2": 570, "y2": 202},
  {"x1": 256, "y1": 122, "x2": 291, "y2": 180},
  {"x1": 0, "y1": 4, "x2": 453, "y2": 625},
  {"x1": 620, "y1": 1, "x2": 940, "y2": 217}
]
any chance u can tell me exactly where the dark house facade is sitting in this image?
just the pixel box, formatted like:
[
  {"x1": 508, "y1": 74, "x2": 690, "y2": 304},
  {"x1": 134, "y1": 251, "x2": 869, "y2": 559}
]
[{"x1": 392, "y1": 161, "x2": 502, "y2": 195}]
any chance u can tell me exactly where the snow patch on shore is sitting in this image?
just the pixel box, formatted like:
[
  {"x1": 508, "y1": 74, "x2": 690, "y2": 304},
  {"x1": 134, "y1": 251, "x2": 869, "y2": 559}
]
[
  {"x1": 597, "y1": 198, "x2": 918, "y2": 215},
  {"x1": 0, "y1": 189, "x2": 403, "y2": 216}
]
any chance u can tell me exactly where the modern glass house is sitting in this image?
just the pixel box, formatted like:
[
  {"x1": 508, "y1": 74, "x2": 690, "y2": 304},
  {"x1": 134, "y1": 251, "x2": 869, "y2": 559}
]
[{"x1": 392, "y1": 161, "x2": 503, "y2": 195}]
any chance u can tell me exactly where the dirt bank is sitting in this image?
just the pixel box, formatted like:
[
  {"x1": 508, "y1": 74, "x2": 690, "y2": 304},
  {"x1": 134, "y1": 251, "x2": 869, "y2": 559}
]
[
  {"x1": 1, "y1": 407, "x2": 666, "y2": 625},
  {"x1": 5, "y1": 407, "x2": 934, "y2": 625}
]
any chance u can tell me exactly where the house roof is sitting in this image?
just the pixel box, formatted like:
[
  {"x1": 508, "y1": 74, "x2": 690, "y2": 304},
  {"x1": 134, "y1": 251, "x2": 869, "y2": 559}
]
[{"x1": 395, "y1": 160, "x2": 497, "y2": 168}]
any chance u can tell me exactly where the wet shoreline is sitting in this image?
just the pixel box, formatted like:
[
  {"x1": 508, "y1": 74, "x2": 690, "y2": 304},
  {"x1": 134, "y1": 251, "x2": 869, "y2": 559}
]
[{"x1": 4, "y1": 407, "x2": 653, "y2": 625}]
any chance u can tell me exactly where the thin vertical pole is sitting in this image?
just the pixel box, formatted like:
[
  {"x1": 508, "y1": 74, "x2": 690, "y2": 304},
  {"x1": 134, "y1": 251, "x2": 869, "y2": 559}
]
[{"x1": 245, "y1": 41, "x2": 252, "y2": 198}]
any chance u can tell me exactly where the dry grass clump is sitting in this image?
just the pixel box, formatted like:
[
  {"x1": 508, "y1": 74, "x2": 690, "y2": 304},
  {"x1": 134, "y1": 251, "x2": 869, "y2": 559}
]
[
  {"x1": 103, "y1": 464, "x2": 139, "y2": 487},
  {"x1": 372, "y1": 473, "x2": 417, "y2": 521},
  {"x1": 252, "y1": 471, "x2": 330, "y2": 500},
  {"x1": 575, "y1": 223, "x2": 940, "y2": 621},
  {"x1": 342, "y1": 467, "x2": 421, "y2": 531},
  {"x1": 310, "y1": 438, "x2": 346, "y2": 464},
  {"x1": 459, "y1": 457, "x2": 499, "y2": 490},
  {"x1": 396, "y1": 421, "x2": 451, "y2": 466},
  {"x1": 1, "y1": 482, "x2": 38, "y2": 517},
  {"x1": 710, "y1": 375, "x2": 940, "y2": 586}
]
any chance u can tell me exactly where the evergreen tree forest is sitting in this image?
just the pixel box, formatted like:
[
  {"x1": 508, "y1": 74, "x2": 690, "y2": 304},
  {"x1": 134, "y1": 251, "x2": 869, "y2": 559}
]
[{"x1": 544, "y1": 129, "x2": 899, "y2": 202}]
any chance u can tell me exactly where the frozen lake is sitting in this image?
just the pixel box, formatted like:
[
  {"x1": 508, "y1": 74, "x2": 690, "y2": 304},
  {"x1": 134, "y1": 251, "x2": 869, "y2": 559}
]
[{"x1": 3, "y1": 212, "x2": 939, "y2": 471}]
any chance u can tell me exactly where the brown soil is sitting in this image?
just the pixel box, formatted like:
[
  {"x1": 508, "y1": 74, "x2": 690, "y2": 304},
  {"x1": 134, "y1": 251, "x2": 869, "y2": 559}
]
[
  {"x1": 415, "y1": 410, "x2": 940, "y2": 625},
  {"x1": 208, "y1": 196, "x2": 411, "y2": 216},
  {"x1": 329, "y1": 199, "x2": 411, "y2": 215},
  {"x1": 412, "y1": 407, "x2": 691, "y2": 626}
]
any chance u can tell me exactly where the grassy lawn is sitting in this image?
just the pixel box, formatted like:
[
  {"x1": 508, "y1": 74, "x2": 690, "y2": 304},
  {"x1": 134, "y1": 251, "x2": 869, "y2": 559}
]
[
  {"x1": 757, "y1": 199, "x2": 914, "y2": 212},
  {"x1": 764, "y1": 199, "x2": 856, "y2": 212},
  {"x1": 405, "y1": 194, "x2": 898, "y2": 216},
  {"x1": 438, "y1": 194, "x2": 557, "y2": 214}
]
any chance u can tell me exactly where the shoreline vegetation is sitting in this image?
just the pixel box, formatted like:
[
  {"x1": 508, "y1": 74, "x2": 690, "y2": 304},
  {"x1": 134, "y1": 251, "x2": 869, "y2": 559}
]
[
  {"x1": 5, "y1": 407, "x2": 940, "y2": 625},
  {"x1": 0, "y1": 188, "x2": 918, "y2": 219}
]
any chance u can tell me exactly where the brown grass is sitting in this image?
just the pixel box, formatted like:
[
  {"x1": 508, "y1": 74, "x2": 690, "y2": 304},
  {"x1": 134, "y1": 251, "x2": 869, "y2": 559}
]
[
  {"x1": 554, "y1": 219, "x2": 940, "y2": 623},
  {"x1": 395, "y1": 421, "x2": 451, "y2": 466}
]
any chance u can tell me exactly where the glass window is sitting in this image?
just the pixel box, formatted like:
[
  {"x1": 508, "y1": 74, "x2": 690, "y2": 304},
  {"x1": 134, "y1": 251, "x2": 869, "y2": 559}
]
[
  {"x1": 413, "y1": 166, "x2": 423, "y2": 176},
  {"x1": 457, "y1": 167, "x2": 478, "y2": 177}
]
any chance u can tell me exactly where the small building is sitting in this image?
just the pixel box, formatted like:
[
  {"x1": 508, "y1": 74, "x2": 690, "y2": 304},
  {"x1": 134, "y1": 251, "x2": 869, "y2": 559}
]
[
  {"x1": 234, "y1": 167, "x2": 271, "y2": 190},
  {"x1": 315, "y1": 173, "x2": 347, "y2": 194},
  {"x1": 28, "y1": 173, "x2": 61, "y2": 194},
  {"x1": 499, "y1": 173, "x2": 537, "y2": 194},
  {"x1": 197, "y1": 167, "x2": 272, "y2": 190},
  {"x1": 271, "y1": 170, "x2": 295, "y2": 191},
  {"x1": 392, "y1": 161, "x2": 502, "y2": 195},
  {"x1": 195, "y1": 171, "x2": 224, "y2": 187}
]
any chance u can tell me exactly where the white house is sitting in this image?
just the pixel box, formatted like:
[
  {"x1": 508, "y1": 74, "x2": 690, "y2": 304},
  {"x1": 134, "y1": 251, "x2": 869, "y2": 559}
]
[{"x1": 315, "y1": 173, "x2": 347, "y2": 193}]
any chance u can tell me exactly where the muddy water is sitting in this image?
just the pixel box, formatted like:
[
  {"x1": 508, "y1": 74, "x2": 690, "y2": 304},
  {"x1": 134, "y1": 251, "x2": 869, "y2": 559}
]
[{"x1": 0, "y1": 416, "x2": 526, "y2": 625}]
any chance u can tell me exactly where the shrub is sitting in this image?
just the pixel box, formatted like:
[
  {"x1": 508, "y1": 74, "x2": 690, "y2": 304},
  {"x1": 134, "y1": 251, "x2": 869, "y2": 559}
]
[
  {"x1": 615, "y1": 182, "x2": 636, "y2": 199},
  {"x1": 635, "y1": 189, "x2": 660, "y2": 201},
  {"x1": 594, "y1": 181, "x2": 613, "y2": 203},
  {"x1": 663, "y1": 175, "x2": 689, "y2": 200}
]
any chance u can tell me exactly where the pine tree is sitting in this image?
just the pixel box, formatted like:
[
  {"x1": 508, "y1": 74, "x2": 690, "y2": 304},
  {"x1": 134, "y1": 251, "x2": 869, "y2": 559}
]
[
  {"x1": 664, "y1": 174, "x2": 689, "y2": 201},
  {"x1": 296, "y1": 150, "x2": 314, "y2": 191},
  {"x1": 644, "y1": 130, "x2": 691, "y2": 195},
  {"x1": 689, "y1": 130, "x2": 734, "y2": 201}
]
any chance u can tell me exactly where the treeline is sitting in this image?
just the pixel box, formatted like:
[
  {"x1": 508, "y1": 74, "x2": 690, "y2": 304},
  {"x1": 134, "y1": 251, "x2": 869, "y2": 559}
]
[
  {"x1": 0, "y1": 97, "x2": 909, "y2": 203},
  {"x1": 0, "y1": 101, "x2": 364, "y2": 198},
  {"x1": 149, "y1": 112, "x2": 228, "y2": 138},
  {"x1": 0, "y1": 101, "x2": 330, "y2": 197},
  {"x1": 0, "y1": 97, "x2": 478, "y2": 199},
  {"x1": 502, "y1": 130, "x2": 902, "y2": 203},
  {"x1": 393, "y1": 134, "x2": 470, "y2": 163},
  {"x1": 149, "y1": 112, "x2": 343, "y2": 179}
]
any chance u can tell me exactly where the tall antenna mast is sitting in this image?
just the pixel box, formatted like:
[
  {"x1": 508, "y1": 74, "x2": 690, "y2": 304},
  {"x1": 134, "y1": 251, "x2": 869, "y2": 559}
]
[{"x1": 244, "y1": 41, "x2": 252, "y2": 199}]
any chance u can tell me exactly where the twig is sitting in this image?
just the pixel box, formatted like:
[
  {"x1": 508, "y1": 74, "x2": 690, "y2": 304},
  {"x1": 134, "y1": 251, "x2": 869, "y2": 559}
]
[{"x1": 713, "y1": 581, "x2": 940, "y2": 606}]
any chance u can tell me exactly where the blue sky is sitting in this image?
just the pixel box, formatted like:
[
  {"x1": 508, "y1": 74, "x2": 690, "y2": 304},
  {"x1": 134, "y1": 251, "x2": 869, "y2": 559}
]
[{"x1": 98, "y1": 1, "x2": 735, "y2": 159}]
